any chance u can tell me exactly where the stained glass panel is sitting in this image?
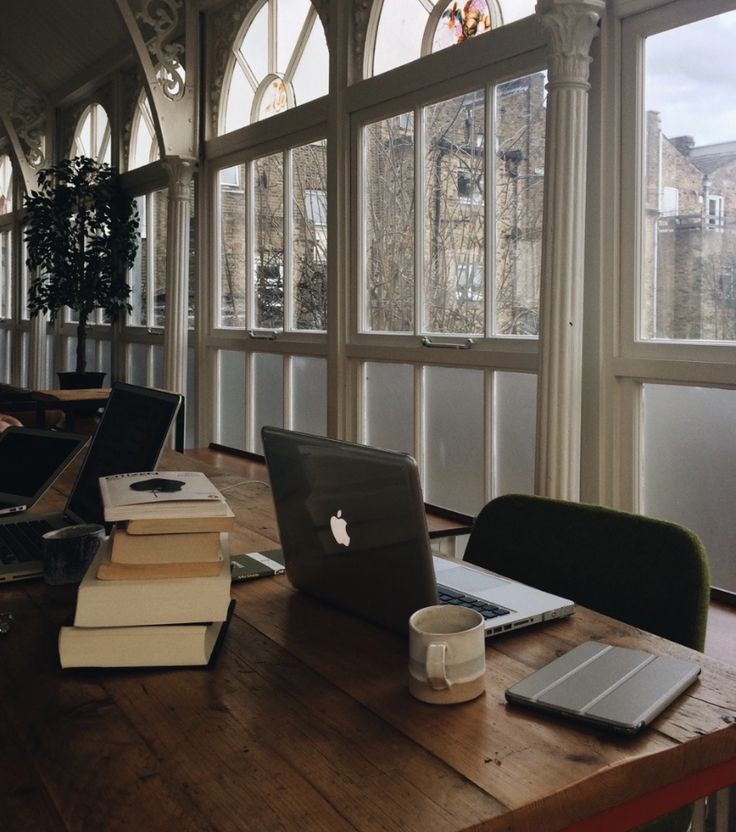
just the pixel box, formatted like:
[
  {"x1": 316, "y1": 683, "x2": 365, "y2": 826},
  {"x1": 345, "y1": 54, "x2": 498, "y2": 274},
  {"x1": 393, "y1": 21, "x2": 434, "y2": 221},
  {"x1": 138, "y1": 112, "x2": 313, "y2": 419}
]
[{"x1": 432, "y1": 0, "x2": 492, "y2": 52}]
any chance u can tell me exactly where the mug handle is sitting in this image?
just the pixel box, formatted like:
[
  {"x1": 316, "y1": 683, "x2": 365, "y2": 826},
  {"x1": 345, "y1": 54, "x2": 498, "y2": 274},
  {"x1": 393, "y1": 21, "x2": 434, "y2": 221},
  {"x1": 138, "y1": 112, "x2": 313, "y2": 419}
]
[{"x1": 426, "y1": 642, "x2": 450, "y2": 690}]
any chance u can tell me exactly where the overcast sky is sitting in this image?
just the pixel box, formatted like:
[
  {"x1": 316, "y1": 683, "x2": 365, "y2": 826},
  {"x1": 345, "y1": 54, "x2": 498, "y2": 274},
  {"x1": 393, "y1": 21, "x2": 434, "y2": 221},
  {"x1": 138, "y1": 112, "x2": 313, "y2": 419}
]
[{"x1": 645, "y1": 10, "x2": 736, "y2": 148}]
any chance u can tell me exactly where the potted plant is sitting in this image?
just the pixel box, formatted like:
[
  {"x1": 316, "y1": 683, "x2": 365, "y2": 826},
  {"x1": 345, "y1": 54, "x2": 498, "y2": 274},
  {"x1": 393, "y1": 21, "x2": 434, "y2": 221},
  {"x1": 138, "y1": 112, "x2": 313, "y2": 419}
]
[{"x1": 24, "y1": 156, "x2": 139, "y2": 388}]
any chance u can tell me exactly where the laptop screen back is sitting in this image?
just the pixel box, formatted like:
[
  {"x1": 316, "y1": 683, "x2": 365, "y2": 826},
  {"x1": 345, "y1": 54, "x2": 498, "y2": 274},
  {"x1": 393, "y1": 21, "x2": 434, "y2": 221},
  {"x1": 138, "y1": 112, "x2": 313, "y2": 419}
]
[
  {"x1": 0, "y1": 428, "x2": 87, "y2": 504},
  {"x1": 66, "y1": 383, "x2": 182, "y2": 524},
  {"x1": 261, "y1": 426, "x2": 438, "y2": 633}
]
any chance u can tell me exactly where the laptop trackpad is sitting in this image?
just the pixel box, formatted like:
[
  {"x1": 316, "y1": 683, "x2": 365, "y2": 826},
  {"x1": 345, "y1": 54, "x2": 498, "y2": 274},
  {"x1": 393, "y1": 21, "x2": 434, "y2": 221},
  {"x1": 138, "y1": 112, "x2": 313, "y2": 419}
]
[{"x1": 439, "y1": 565, "x2": 509, "y2": 594}]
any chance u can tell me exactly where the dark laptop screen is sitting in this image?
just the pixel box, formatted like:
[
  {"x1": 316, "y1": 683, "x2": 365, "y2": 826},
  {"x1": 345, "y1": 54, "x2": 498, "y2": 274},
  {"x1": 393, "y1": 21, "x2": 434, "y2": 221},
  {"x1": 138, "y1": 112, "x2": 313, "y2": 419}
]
[
  {"x1": 66, "y1": 383, "x2": 181, "y2": 524},
  {"x1": 0, "y1": 428, "x2": 86, "y2": 500}
]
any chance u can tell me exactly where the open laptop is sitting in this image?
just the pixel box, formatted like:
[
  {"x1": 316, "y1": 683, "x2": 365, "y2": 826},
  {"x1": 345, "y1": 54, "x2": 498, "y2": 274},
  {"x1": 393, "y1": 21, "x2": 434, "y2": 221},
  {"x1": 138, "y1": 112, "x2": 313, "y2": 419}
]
[
  {"x1": 261, "y1": 427, "x2": 574, "y2": 636},
  {"x1": 0, "y1": 383, "x2": 182, "y2": 583},
  {"x1": 0, "y1": 427, "x2": 88, "y2": 517}
]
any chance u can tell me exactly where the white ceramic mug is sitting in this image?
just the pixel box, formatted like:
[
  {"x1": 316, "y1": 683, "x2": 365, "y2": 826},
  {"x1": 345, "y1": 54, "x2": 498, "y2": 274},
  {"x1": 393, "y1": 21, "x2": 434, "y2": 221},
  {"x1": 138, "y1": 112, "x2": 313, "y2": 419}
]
[{"x1": 408, "y1": 604, "x2": 486, "y2": 704}]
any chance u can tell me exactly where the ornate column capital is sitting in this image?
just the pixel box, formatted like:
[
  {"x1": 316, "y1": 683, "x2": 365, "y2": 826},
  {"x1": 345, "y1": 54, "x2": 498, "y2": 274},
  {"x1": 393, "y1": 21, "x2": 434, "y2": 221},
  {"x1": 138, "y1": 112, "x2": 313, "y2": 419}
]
[
  {"x1": 536, "y1": 0, "x2": 605, "y2": 89},
  {"x1": 162, "y1": 155, "x2": 197, "y2": 200}
]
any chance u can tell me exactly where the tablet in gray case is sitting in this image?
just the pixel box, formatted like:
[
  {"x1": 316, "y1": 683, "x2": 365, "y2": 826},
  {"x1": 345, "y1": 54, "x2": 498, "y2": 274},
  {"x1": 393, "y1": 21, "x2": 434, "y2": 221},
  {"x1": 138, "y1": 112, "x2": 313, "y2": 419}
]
[{"x1": 505, "y1": 641, "x2": 700, "y2": 734}]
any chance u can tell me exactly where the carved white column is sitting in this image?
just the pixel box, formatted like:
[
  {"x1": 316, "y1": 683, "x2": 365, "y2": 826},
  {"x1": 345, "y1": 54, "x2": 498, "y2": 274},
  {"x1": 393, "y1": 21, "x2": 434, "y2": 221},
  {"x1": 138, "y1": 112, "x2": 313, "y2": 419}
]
[
  {"x1": 534, "y1": 0, "x2": 604, "y2": 500},
  {"x1": 162, "y1": 156, "x2": 196, "y2": 398}
]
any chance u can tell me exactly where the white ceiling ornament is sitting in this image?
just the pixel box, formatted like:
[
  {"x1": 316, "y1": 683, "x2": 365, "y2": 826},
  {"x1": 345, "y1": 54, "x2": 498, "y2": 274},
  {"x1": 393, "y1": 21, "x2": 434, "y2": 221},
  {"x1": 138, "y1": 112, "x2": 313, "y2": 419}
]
[{"x1": 137, "y1": 0, "x2": 186, "y2": 101}]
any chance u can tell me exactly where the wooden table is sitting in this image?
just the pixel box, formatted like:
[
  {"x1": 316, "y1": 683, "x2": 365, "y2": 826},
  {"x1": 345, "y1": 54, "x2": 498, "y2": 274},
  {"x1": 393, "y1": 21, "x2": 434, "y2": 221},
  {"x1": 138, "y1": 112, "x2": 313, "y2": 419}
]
[{"x1": 1, "y1": 452, "x2": 735, "y2": 832}]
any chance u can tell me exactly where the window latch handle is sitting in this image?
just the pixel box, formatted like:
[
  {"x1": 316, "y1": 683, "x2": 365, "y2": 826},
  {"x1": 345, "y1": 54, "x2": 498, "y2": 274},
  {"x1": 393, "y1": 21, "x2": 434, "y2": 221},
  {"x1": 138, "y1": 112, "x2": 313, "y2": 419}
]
[
  {"x1": 248, "y1": 330, "x2": 279, "y2": 341},
  {"x1": 421, "y1": 336, "x2": 474, "y2": 350}
]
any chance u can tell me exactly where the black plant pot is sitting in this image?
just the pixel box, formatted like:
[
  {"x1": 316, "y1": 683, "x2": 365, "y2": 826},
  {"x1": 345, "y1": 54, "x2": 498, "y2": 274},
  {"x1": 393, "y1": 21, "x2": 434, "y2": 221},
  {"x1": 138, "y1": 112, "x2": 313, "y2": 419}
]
[{"x1": 57, "y1": 371, "x2": 106, "y2": 390}]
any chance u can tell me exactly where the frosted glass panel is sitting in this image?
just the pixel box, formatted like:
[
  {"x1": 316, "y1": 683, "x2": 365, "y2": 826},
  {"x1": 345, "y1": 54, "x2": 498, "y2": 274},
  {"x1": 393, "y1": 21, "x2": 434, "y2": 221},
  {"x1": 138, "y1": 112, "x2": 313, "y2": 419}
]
[
  {"x1": 643, "y1": 383, "x2": 736, "y2": 592},
  {"x1": 253, "y1": 352, "x2": 283, "y2": 453},
  {"x1": 363, "y1": 362, "x2": 414, "y2": 454},
  {"x1": 128, "y1": 343, "x2": 147, "y2": 386},
  {"x1": 0, "y1": 330, "x2": 8, "y2": 381},
  {"x1": 424, "y1": 366, "x2": 484, "y2": 514},
  {"x1": 152, "y1": 345, "x2": 163, "y2": 389},
  {"x1": 218, "y1": 350, "x2": 246, "y2": 449},
  {"x1": 186, "y1": 347, "x2": 196, "y2": 449},
  {"x1": 291, "y1": 356, "x2": 326, "y2": 436},
  {"x1": 495, "y1": 371, "x2": 536, "y2": 495}
]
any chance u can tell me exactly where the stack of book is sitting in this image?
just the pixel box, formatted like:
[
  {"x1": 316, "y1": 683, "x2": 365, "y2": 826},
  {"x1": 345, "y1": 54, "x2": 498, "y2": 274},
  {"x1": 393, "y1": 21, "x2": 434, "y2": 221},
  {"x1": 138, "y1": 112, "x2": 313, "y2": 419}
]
[{"x1": 58, "y1": 471, "x2": 235, "y2": 669}]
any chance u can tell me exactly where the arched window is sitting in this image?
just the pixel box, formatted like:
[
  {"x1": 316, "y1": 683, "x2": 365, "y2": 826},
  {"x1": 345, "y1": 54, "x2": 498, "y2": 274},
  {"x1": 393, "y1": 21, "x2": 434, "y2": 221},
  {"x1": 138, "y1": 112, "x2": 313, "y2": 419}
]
[
  {"x1": 367, "y1": 0, "x2": 535, "y2": 77},
  {"x1": 71, "y1": 104, "x2": 111, "y2": 163},
  {"x1": 129, "y1": 92, "x2": 159, "y2": 170},
  {"x1": 220, "y1": 0, "x2": 328, "y2": 134},
  {"x1": 0, "y1": 154, "x2": 12, "y2": 215}
]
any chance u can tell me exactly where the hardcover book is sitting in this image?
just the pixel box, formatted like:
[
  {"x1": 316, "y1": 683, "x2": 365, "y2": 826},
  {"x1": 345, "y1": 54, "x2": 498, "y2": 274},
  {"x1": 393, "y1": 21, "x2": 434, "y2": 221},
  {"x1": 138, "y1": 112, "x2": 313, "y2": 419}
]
[
  {"x1": 110, "y1": 525, "x2": 224, "y2": 564},
  {"x1": 99, "y1": 471, "x2": 229, "y2": 522},
  {"x1": 60, "y1": 601, "x2": 236, "y2": 668},
  {"x1": 74, "y1": 540, "x2": 232, "y2": 627}
]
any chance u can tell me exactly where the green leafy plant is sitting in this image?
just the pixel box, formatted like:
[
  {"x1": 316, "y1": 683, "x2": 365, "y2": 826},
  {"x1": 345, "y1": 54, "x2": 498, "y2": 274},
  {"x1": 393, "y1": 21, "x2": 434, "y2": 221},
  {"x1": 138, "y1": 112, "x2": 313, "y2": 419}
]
[{"x1": 24, "y1": 156, "x2": 139, "y2": 374}]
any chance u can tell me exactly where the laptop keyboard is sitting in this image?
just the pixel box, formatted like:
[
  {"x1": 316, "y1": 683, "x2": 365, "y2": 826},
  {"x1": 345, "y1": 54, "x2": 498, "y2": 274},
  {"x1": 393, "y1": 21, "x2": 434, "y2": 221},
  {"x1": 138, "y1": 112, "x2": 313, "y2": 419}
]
[
  {"x1": 0, "y1": 519, "x2": 55, "y2": 564},
  {"x1": 437, "y1": 585, "x2": 511, "y2": 620}
]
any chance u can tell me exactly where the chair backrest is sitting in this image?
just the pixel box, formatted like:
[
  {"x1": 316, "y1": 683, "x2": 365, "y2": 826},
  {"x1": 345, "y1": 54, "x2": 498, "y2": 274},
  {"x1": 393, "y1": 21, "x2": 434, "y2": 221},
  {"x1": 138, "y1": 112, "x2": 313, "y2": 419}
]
[{"x1": 463, "y1": 494, "x2": 710, "y2": 651}]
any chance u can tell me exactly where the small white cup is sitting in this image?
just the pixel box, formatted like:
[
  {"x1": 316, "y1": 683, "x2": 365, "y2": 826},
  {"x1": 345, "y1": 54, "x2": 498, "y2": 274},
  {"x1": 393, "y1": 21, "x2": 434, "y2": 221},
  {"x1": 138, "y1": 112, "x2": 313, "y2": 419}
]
[{"x1": 408, "y1": 604, "x2": 486, "y2": 704}]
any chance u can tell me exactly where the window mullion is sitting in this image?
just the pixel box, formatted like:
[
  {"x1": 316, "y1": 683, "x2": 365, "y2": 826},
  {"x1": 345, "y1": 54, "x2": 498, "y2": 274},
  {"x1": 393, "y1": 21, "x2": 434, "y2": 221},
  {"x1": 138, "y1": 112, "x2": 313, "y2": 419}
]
[
  {"x1": 486, "y1": 82, "x2": 496, "y2": 338},
  {"x1": 415, "y1": 105, "x2": 424, "y2": 336},
  {"x1": 246, "y1": 160, "x2": 255, "y2": 330},
  {"x1": 283, "y1": 148, "x2": 293, "y2": 330}
]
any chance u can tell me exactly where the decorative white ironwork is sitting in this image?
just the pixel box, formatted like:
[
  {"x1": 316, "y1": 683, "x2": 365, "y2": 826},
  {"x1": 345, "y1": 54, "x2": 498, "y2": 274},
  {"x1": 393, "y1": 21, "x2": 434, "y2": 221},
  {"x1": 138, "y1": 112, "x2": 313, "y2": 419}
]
[
  {"x1": 0, "y1": 61, "x2": 45, "y2": 168},
  {"x1": 137, "y1": 0, "x2": 186, "y2": 101}
]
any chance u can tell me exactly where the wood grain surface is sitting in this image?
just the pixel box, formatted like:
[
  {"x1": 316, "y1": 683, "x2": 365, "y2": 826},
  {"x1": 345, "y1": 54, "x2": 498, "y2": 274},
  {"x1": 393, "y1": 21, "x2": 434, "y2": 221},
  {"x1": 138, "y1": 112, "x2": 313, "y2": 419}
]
[{"x1": 1, "y1": 450, "x2": 734, "y2": 832}]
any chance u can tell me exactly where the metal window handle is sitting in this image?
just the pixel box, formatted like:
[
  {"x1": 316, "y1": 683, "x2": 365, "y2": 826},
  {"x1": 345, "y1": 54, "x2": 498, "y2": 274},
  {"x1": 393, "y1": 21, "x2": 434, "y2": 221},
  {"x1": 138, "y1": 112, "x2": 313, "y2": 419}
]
[
  {"x1": 421, "y1": 337, "x2": 474, "y2": 350},
  {"x1": 248, "y1": 330, "x2": 278, "y2": 340}
]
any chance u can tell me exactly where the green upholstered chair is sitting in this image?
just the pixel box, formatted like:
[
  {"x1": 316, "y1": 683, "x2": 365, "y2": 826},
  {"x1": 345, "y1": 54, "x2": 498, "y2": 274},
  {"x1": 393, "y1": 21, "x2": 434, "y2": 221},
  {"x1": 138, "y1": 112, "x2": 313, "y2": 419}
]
[
  {"x1": 463, "y1": 493, "x2": 709, "y2": 650},
  {"x1": 462, "y1": 493, "x2": 711, "y2": 832}
]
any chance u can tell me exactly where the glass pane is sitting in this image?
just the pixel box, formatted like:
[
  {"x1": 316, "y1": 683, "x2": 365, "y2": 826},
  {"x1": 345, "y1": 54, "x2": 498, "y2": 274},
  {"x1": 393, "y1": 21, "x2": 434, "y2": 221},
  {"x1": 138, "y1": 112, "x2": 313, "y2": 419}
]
[
  {"x1": 130, "y1": 96, "x2": 156, "y2": 170},
  {"x1": 363, "y1": 361, "x2": 414, "y2": 455},
  {"x1": 494, "y1": 72, "x2": 546, "y2": 335},
  {"x1": 0, "y1": 155, "x2": 12, "y2": 214},
  {"x1": 258, "y1": 77, "x2": 290, "y2": 120},
  {"x1": 0, "y1": 330, "x2": 7, "y2": 381},
  {"x1": 241, "y1": 2, "x2": 269, "y2": 80},
  {"x1": 218, "y1": 349, "x2": 246, "y2": 448},
  {"x1": 423, "y1": 365, "x2": 484, "y2": 514},
  {"x1": 0, "y1": 230, "x2": 11, "y2": 318},
  {"x1": 290, "y1": 17, "x2": 329, "y2": 105},
  {"x1": 277, "y1": 0, "x2": 310, "y2": 74},
  {"x1": 128, "y1": 342, "x2": 148, "y2": 386},
  {"x1": 424, "y1": 91, "x2": 485, "y2": 335},
  {"x1": 643, "y1": 383, "x2": 736, "y2": 592},
  {"x1": 186, "y1": 346, "x2": 196, "y2": 450},
  {"x1": 642, "y1": 11, "x2": 736, "y2": 341},
  {"x1": 363, "y1": 114, "x2": 415, "y2": 332},
  {"x1": 225, "y1": 62, "x2": 255, "y2": 134},
  {"x1": 129, "y1": 195, "x2": 148, "y2": 327},
  {"x1": 292, "y1": 141, "x2": 327, "y2": 331},
  {"x1": 372, "y1": 0, "x2": 427, "y2": 77},
  {"x1": 499, "y1": 0, "x2": 536, "y2": 24},
  {"x1": 432, "y1": 0, "x2": 492, "y2": 53},
  {"x1": 291, "y1": 355, "x2": 327, "y2": 436},
  {"x1": 253, "y1": 352, "x2": 283, "y2": 453},
  {"x1": 219, "y1": 164, "x2": 247, "y2": 327},
  {"x1": 152, "y1": 189, "x2": 168, "y2": 328},
  {"x1": 254, "y1": 153, "x2": 284, "y2": 328},
  {"x1": 494, "y1": 371, "x2": 536, "y2": 495},
  {"x1": 152, "y1": 344, "x2": 164, "y2": 388}
]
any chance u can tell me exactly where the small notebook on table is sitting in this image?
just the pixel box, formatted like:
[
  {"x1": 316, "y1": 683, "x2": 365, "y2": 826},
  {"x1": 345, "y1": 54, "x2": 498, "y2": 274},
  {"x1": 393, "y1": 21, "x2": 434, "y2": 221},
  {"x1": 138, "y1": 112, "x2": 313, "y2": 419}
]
[
  {"x1": 231, "y1": 549, "x2": 285, "y2": 582},
  {"x1": 505, "y1": 641, "x2": 700, "y2": 734}
]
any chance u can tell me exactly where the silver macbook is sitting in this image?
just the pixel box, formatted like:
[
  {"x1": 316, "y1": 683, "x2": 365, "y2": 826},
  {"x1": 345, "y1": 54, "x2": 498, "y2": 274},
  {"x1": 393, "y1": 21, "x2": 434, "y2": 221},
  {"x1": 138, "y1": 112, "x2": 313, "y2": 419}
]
[
  {"x1": 0, "y1": 383, "x2": 182, "y2": 583},
  {"x1": 261, "y1": 427, "x2": 574, "y2": 636},
  {"x1": 505, "y1": 641, "x2": 701, "y2": 733},
  {"x1": 0, "y1": 427, "x2": 87, "y2": 517}
]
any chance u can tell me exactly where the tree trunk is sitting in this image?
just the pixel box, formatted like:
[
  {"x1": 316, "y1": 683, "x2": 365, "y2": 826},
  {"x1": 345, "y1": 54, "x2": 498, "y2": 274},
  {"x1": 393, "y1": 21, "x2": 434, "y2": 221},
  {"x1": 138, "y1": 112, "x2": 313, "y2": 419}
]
[{"x1": 76, "y1": 314, "x2": 87, "y2": 373}]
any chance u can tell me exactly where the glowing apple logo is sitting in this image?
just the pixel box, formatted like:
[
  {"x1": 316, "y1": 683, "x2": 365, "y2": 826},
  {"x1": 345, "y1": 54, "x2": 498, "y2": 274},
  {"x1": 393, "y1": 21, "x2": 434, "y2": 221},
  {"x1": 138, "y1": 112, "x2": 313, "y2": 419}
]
[{"x1": 329, "y1": 509, "x2": 351, "y2": 546}]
